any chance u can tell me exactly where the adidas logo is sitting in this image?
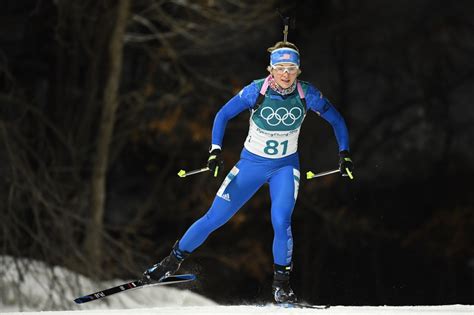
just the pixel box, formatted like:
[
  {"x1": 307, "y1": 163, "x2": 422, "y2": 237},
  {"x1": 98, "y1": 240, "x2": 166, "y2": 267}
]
[{"x1": 220, "y1": 193, "x2": 231, "y2": 201}]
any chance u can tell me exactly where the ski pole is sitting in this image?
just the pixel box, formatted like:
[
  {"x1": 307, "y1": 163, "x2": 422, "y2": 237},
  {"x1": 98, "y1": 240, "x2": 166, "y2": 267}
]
[
  {"x1": 177, "y1": 167, "x2": 209, "y2": 178},
  {"x1": 306, "y1": 169, "x2": 340, "y2": 179}
]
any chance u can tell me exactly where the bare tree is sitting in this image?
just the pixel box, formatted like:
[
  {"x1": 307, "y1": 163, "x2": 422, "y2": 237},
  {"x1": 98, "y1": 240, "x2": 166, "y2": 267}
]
[{"x1": 84, "y1": 0, "x2": 131, "y2": 273}]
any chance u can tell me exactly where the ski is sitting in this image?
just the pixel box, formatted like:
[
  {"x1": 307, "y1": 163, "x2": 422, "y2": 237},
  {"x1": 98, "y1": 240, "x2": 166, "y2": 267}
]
[
  {"x1": 74, "y1": 274, "x2": 196, "y2": 304},
  {"x1": 278, "y1": 302, "x2": 330, "y2": 309}
]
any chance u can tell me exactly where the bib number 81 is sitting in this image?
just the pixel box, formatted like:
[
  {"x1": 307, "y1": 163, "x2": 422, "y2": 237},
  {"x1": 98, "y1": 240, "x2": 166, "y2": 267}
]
[{"x1": 264, "y1": 140, "x2": 288, "y2": 156}]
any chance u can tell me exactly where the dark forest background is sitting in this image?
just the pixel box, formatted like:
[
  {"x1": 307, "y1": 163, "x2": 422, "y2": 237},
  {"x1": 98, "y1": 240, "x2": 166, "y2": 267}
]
[{"x1": 1, "y1": 0, "x2": 473, "y2": 307}]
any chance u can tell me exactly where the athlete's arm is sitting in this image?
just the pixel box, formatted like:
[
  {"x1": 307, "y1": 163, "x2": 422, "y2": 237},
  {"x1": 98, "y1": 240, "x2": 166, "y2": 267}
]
[
  {"x1": 211, "y1": 82, "x2": 259, "y2": 148},
  {"x1": 305, "y1": 84, "x2": 350, "y2": 152}
]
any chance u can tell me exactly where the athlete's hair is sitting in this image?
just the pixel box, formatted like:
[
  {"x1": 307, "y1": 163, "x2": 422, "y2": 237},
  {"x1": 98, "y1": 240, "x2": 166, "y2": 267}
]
[{"x1": 267, "y1": 41, "x2": 300, "y2": 53}]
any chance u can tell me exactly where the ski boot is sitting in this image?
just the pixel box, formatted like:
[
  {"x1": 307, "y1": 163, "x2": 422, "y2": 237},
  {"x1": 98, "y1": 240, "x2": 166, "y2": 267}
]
[
  {"x1": 272, "y1": 263, "x2": 297, "y2": 304},
  {"x1": 142, "y1": 241, "x2": 190, "y2": 284}
]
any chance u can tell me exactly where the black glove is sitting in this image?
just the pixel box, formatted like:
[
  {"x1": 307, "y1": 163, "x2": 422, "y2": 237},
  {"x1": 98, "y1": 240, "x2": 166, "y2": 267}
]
[
  {"x1": 207, "y1": 149, "x2": 224, "y2": 177},
  {"x1": 339, "y1": 150, "x2": 354, "y2": 179}
]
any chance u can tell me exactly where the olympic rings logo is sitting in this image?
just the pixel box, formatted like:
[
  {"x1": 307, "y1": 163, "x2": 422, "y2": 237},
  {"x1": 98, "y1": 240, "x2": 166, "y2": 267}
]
[{"x1": 259, "y1": 106, "x2": 303, "y2": 126}]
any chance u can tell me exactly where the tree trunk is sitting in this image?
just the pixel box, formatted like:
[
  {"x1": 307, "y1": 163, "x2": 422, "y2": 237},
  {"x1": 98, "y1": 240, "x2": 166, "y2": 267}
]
[{"x1": 84, "y1": 0, "x2": 130, "y2": 274}]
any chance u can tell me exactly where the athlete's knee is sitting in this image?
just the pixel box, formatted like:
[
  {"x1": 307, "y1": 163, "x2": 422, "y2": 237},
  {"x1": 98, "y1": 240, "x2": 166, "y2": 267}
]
[
  {"x1": 201, "y1": 211, "x2": 222, "y2": 231},
  {"x1": 203, "y1": 204, "x2": 234, "y2": 230},
  {"x1": 271, "y1": 212, "x2": 292, "y2": 235}
]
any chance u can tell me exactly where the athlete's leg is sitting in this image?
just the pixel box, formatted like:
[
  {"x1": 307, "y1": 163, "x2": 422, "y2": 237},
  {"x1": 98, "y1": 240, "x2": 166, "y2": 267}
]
[
  {"x1": 179, "y1": 159, "x2": 266, "y2": 252},
  {"x1": 143, "y1": 159, "x2": 266, "y2": 282},
  {"x1": 269, "y1": 166, "x2": 300, "y2": 266}
]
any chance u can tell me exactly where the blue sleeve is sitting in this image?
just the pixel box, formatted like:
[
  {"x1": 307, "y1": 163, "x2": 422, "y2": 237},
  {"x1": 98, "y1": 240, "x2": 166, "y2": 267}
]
[
  {"x1": 211, "y1": 82, "x2": 260, "y2": 147},
  {"x1": 305, "y1": 84, "x2": 350, "y2": 152}
]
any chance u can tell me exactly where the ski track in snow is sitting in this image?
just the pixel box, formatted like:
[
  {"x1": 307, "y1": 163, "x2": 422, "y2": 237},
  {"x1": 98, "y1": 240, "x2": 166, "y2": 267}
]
[{"x1": 2, "y1": 305, "x2": 474, "y2": 315}]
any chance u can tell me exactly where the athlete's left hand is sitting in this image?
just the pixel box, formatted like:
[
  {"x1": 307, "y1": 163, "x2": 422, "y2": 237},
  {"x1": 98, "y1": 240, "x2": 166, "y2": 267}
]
[{"x1": 339, "y1": 150, "x2": 354, "y2": 179}]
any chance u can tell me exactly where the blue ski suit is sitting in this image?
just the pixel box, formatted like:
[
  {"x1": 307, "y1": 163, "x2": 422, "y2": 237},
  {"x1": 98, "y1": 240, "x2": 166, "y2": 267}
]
[{"x1": 178, "y1": 77, "x2": 349, "y2": 266}]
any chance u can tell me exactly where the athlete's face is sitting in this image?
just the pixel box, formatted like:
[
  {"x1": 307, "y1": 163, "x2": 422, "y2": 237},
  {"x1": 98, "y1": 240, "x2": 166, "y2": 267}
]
[{"x1": 271, "y1": 63, "x2": 299, "y2": 89}]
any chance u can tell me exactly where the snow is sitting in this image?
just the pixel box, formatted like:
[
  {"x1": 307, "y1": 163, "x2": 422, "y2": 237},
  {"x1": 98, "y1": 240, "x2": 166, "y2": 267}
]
[
  {"x1": 1, "y1": 256, "x2": 473, "y2": 315},
  {"x1": 1, "y1": 305, "x2": 473, "y2": 315},
  {"x1": 0, "y1": 256, "x2": 215, "y2": 312}
]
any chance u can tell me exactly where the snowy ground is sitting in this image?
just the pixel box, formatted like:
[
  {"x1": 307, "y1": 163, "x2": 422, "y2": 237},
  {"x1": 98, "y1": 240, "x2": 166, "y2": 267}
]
[
  {"x1": 1, "y1": 256, "x2": 472, "y2": 314},
  {"x1": 0, "y1": 256, "x2": 215, "y2": 312},
  {"x1": 2, "y1": 305, "x2": 474, "y2": 315}
]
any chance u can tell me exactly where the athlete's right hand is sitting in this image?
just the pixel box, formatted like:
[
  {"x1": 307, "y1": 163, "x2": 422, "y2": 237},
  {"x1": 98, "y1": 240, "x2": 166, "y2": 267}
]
[
  {"x1": 207, "y1": 149, "x2": 224, "y2": 177},
  {"x1": 339, "y1": 150, "x2": 354, "y2": 179}
]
